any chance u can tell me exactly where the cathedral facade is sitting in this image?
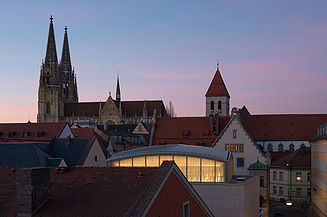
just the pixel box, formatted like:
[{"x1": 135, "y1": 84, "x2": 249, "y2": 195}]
[{"x1": 37, "y1": 17, "x2": 167, "y2": 125}]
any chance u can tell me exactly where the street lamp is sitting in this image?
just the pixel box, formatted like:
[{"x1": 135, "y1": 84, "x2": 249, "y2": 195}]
[{"x1": 286, "y1": 163, "x2": 293, "y2": 206}]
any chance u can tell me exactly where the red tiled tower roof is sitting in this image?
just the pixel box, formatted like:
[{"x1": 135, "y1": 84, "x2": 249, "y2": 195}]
[{"x1": 205, "y1": 68, "x2": 230, "y2": 98}]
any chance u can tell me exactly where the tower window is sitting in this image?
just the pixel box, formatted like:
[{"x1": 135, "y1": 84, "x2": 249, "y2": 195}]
[
  {"x1": 46, "y1": 101, "x2": 51, "y2": 114},
  {"x1": 210, "y1": 101, "x2": 214, "y2": 110},
  {"x1": 218, "y1": 100, "x2": 222, "y2": 110}
]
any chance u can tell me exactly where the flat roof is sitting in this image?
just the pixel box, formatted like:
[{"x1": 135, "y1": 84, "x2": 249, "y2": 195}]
[{"x1": 107, "y1": 144, "x2": 231, "y2": 162}]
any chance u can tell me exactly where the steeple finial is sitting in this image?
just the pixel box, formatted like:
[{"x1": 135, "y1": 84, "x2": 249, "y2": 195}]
[
  {"x1": 217, "y1": 59, "x2": 219, "y2": 70},
  {"x1": 50, "y1": 15, "x2": 53, "y2": 22},
  {"x1": 116, "y1": 71, "x2": 121, "y2": 103}
]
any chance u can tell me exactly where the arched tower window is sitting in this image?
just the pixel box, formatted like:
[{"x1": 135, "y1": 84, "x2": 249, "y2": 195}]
[
  {"x1": 210, "y1": 101, "x2": 214, "y2": 110},
  {"x1": 46, "y1": 101, "x2": 51, "y2": 114},
  {"x1": 267, "y1": 143, "x2": 273, "y2": 152},
  {"x1": 278, "y1": 143, "x2": 284, "y2": 152},
  {"x1": 218, "y1": 101, "x2": 222, "y2": 110},
  {"x1": 289, "y1": 143, "x2": 295, "y2": 152}
]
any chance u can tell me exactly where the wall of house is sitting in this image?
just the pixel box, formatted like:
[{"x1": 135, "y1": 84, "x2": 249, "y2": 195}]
[
  {"x1": 192, "y1": 176, "x2": 260, "y2": 217},
  {"x1": 59, "y1": 124, "x2": 75, "y2": 138},
  {"x1": 249, "y1": 169, "x2": 269, "y2": 214},
  {"x1": 213, "y1": 117, "x2": 267, "y2": 176},
  {"x1": 311, "y1": 139, "x2": 327, "y2": 216},
  {"x1": 146, "y1": 172, "x2": 210, "y2": 217},
  {"x1": 83, "y1": 139, "x2": 107, "y2": 166}
]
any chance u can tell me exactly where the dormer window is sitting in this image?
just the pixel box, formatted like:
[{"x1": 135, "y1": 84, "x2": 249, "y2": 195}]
[
  {"x1": 182, "y1": 130, "x2": 189, "y2": 138},
  {"x1": 8, "y1": 132, "x2": 16, "y2": 138},
  {"x1": 23, "y1": 132, "x2": 30, "y2": 138},
  {"x1": 37, "y1": 131, "x2": 44, "y2": 137}
]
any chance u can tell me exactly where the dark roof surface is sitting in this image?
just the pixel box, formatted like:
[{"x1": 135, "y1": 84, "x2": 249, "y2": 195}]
[
  {"x1": 205, "y1": 69, "x2": 230, "y2": 98},
  {"x1": 0, "y1": 162, "x2": 175, "y2": 217},
  {"x1": 0, "y1": 122, "x2": 67, "y2": 142},
  {"x1": 271, "y1": 147, "x2": 311, "y2": 167}
]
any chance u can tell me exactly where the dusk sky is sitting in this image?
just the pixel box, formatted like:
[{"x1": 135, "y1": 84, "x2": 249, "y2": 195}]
[{"x1": 1, "y1": 0, "x2": 326, "y2": 123}]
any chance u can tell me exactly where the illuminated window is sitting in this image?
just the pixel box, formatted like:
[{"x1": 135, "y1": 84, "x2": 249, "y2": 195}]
[
  {"x1": 297, "y1": 172, "x2": 302, "y2": 181},
  {"x1": 160, "y1": 155, "x2": 173, "y2": 165},
  {"x1": 187, "y1": 156, "x2": 200, "y2": 182},
  {"x1": 133, "y1": 156, "x2": 145, "y2": 167},
  {"x1": 201, "y1": 158, "x2": 215, "y2": 182},
  {"x1": 120, "y1": 158, "x2": 132, "y2": 167},
  {"x1": 233, "y1": 130, "x2": 237, "y2": 138},
  {"x1": 225, "y1": 144, "x2": 229, "y2": 151},
  {"x1": 146, "y1": 155, "x2": 159, "y2": 167},
  {"x1": 239, "y1": 144, "x2": 244, "y2": 152},
  {"x1": 216, "y1": 161, "x2": 225, "y2": 182},
  {"x1": 230, "y1": 144, "x2": 234, "y2": 152},
  {"x1": 174, "y1": 155, "x2": 187, "y2": 177},
  {"x1": 237, "y1": 158, "x2": 244, "y2": 167},
  {"x1": 235, "y1": 144, "x2": 238, "y2": 152},
  {"x1": 111, "y1": 161, "x2": 119, "y2": 167}
]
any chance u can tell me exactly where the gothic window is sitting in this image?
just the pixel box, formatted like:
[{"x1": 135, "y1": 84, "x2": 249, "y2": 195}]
[
  {"x1": 278, "y1": 143, "x2": 284, "y2": 152},
  {"x1": 289, "y1": 143, "x2": 295, "y2": 152},
  {"x1": 218, "y1": 100, "x2": 222, "y2": 110},
  {"x1": 210, "y1": 101, "x2": 214, "y2": 110},
  {"x1": 268, "y1": 143, "x2": 273, "y2": 152},
  {"x1": 46, "y1": 101, "x2": 51, "y2": 114}
]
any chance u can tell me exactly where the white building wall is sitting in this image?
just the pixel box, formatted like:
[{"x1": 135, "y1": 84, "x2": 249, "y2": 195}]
[
  {"x1": 83, "y1": 139, "x2": 107, "y2": 166},
  {"x1": 206, "y1": 96, "x2": 230, "y2": 117},
  {"x1": 58, "y1": 124, "x2": 75, "y2": 138},
  {"x1": 213, "y1": 117, "x2": 267, "y2": 175}
]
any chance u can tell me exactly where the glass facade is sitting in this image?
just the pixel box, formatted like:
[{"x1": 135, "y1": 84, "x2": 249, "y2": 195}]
[{"x1": 110, "y1": 154, "x2": 226, "y2": 182}]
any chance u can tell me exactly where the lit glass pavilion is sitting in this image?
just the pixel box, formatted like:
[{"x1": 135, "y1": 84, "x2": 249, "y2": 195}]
[{"x1": 107, "y1": 144, "x2": 233, "y2": 182}]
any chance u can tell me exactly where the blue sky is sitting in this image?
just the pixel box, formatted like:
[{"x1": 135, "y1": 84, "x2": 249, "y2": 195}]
[{"x1": 1, "y1": 0, "x2": 327, "y2": 122}]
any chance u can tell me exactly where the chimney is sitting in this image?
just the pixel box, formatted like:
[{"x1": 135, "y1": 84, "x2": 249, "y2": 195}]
[
  {"x1": 67, "y1": 133, "x2": 71, "y2": 145},
  {"x1": 215, "y1": 113, "x2": 219, "y2": 134},
  {"x1": 209, "y1": 114, "x2": 214, "y2": 133},
  {"x1": 16, "y1": 168, "x2": 50, "y2": 216}
]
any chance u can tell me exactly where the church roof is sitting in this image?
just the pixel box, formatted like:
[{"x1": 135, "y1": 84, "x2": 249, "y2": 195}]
[{"x1": 205, "y1": 68, "x2": 230, "y2": 98}]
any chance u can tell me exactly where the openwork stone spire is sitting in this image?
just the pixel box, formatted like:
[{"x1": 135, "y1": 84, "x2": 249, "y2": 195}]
[{"x1": 60, "y1": 26, "x2": 72, "y2": 74}]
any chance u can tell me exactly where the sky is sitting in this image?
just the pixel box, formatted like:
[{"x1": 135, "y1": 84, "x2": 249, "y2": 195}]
[{"x1": 0, "y1": 0, "x2": 326, "y2": 123}]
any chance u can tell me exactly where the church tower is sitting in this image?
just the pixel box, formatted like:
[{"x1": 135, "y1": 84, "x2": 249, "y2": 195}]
[
  {"x1": 205, "y1": 62, "x2": 230, "y2": 116},
  {"x1": 37, "y1": 16, "x2": 78, "y2": 123}
]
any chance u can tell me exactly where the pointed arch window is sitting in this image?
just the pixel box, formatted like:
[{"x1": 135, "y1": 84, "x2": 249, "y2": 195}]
[
  {"x1": 267, "y1": 143, "x2": 273, "y2": 152},
  {"x1": 210, "y1": 101, "x2": 214, "y2": 110},
  {"x1": 278, "y1": 143, "x2": 284, "y2": 152},
  {"x1": 218, "y1": 101, "x2": 222, "y2": 110},
  {"x1": 289, "y1": 143, "x2": 295, "y2": 152},
  {"x1": 46, "y1": 101, "x2": 51, "y2": 114}
]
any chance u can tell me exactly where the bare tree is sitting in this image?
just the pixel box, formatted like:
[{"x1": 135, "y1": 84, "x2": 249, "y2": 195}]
[{"x1": 165, "y1": 101, "x2": 176, "y2": 117}]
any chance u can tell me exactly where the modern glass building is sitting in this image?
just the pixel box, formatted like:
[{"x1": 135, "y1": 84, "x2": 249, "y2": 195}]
[{"x1": 107, "y1": 144, "x2": 233, "y2": 182}]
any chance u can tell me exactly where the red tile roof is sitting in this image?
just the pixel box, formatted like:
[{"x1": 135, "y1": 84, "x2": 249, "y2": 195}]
[
  {"x1": 205, "y1": 69, "x2": 230, "y2": 98},
  {"x1": 0, "y1": 122, "x2": 68, "y2": 142},
  {"x1": 242, "y1": 114, "x2": 327, "y2": 141},
  {"x1": 271, "y1": 147, "x2": 310, "y2": 167},
  {"x1": 152, "y1": 116, "x2": 230, "y2": 147},
  {"x1": 0, "y1": 162, "x2": 176, "y2": 217}
]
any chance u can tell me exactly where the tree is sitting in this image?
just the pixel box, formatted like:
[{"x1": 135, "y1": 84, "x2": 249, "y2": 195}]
[{"x1": 165, "y1": 101, "x2": 176, "y2": 117}]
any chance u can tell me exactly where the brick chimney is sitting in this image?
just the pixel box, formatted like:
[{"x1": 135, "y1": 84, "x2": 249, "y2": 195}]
[{"x1": 16, "y1": 168, "x2": 50, "y2": 216}]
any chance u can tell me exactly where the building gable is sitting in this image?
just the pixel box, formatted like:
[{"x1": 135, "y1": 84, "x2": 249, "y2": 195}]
[
  {"x1": 99, "y1": 95, "x2": 120, "y2": 125},
  {"x1": 83, "y1": 138, "x2": 107, "y2": 166}
]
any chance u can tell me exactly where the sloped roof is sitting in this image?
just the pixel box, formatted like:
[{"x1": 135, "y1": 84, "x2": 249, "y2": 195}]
[
  {"x1": 271, "y1": 147, "x2": 310, "y2": 167},
  {"x1": 248, "y1": 159, "x2": 268, "y2": 170},
  {"x1": 0, "y1": 122, "x2": 67, "y2": 142},
  {"x1": 205, "y1": 69, "x2": 230, "y2": 98},
  {"x1": 108, "y1": 144, "x2": 231, "y2": 162},
  {"x1": 0, "y1": 142, "x2": 52, "y2": 167},
  {"x1": 152, "y1": 116, "x2": 230, "y2": 147},
  {"x1": 241, "y1": 114, "x2": 327, "y2": 141},
  {"x1": 0, "y1": 162, "x2": 202, "y2": 217}
]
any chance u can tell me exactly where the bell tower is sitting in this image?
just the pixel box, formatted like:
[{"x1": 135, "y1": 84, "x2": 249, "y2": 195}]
[{"x1": 205, "y1": 62, "x2": 230, "y2": 116}]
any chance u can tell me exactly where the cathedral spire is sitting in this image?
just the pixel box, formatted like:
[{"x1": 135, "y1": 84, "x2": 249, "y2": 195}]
[
  {"x1": 116, "y1": 72, "x2": 121, "y2": 103},
  {"x1": 60, "y1": 26, "x2": 72, "y2": 73},
  {"x1": 45, "y1": 16, "x2": 58, "y2": 69}
]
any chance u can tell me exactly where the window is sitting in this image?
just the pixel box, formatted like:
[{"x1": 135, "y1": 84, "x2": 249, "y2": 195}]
[
  {"x1": 237, "y1": 158, "x2": 244, "y2": 167},
  {"x1": 225, "y1": 144, "x2": 229, "y2": 151},
  {"x1": 94, "y1": 154, "x2": 99, "y2": 163},
  {"x1": 46, "y1": 101, "x2": 51, "y2": 114},
  {"x1": 183, "y1": 201, "x2": 190, "y2": 217},
  {"x1": 233, "y1": 130, "x2": 237, "y2": 138},
  {"x1": 218, "y1": 100, "x2": 222, "y2": 110},
  {"x1": 307, "y1": 172, "x2": 310, "y2": 182},
  {"x1": 279, "y1": 187, "x2": 283, "y2": 195},
  {"x1": 273, "y1": 186, "x2": 277, "y2": 194},
  {"x1": 8, "y1": 132, "x2": 15, "y2": 138},
  {"x1": 296, "y1": 172, "x2": 302, "y2": 182},
  {"x1": 267, "y1": 143, "x2": 273, "y2": 152},
  {"x1": 23, "y1": 132, "x2": 29, "y2": 138},
  {"x1": 279, "y1": 172, "x2": 283, "y2": 181},
  {"x1": 260, "y1": 176, "x2": 264, "y2": 187},
  {"x1": 278, "y1": 143, "x2": 284, "y2": 152},
  {"x1": 289, "y1": 143, "x2": 294, "y2": 152},
  {"x1": 235, "y1": 144, "x2": 238, "y2": 152},
  {"x1": 210, "y1": 101, "x2": 214, "y2": 110},
  {"x1": 239, "y1": 144, "x2": 244, "y2": 152},
  {"x1": 307, "y1": 188, "x2": 311, "y2": 197},
  {"x1": 230, "y1": 144, "x2": 234, "y2": 152},
  {"x1": 37, "y1": 131, "x2": 44, "y2": 137},
  {"x1": 296, "y1": 188, "x2": 301, "y2": 196},
  {"x1": 273, "y1": 171, "x2": 277, "y2": 180}
]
